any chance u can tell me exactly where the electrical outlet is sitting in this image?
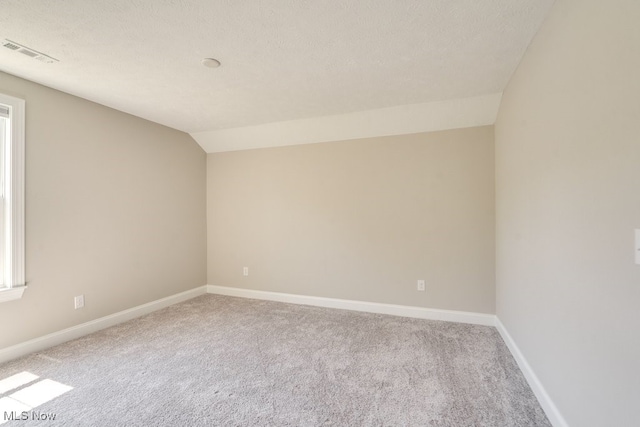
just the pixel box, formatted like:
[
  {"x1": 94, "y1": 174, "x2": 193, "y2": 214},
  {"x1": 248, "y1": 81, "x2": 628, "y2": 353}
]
[
  {"x1": 243, "y1": 267, "x2": 249, "y2": 276},
  {"x1": 417, "y1": 280, "x2": 426, "y2": 291},
  {"x1": 74, "y1": 295, "x2": 85, "y2": 309}
]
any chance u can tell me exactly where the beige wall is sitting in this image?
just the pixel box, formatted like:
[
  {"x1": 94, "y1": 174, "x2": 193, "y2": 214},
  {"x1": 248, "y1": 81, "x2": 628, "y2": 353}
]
[
  {"x1": 208, "y1": 127, "x2": 495, "y2": 313},
  {"x1": 0, "y1": 71, "x2": 207, "y2": 349},
  {"x1": 495, "y1": 0, "x2": 640, "y2": 426}
]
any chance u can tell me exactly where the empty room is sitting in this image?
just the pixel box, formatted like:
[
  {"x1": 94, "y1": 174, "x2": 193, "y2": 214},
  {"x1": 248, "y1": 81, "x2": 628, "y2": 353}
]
[{"x1": 0, "y1": 0, "x2": 638, "y2": 426}]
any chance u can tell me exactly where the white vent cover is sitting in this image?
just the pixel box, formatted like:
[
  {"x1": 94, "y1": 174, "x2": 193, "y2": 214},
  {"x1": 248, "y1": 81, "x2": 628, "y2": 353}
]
[{"x1": 2, "y1": 39, "x2": 58, "y2": 64}]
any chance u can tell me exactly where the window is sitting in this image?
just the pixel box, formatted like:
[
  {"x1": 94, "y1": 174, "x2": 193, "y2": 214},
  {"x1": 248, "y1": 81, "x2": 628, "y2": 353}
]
[{"x1": 0, "y1": 93, "x2": 25, "y2": 303}]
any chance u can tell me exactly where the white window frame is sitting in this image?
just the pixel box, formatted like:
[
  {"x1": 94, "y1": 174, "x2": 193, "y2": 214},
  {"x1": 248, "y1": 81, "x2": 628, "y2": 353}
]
[{"x1": 0, "y1": 93, "x2": 26, "y2": 303}]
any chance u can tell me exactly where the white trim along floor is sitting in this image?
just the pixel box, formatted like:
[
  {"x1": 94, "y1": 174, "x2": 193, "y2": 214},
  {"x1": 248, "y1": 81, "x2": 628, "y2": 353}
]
[{"x1": 0, "y1": 284, "x2": 567, "y2": 427}]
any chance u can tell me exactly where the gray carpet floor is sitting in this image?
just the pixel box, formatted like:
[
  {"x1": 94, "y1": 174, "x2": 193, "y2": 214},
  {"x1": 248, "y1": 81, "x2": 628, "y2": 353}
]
[{"x1": 0, "y1": 295, "x2": 551, "y2": 426}]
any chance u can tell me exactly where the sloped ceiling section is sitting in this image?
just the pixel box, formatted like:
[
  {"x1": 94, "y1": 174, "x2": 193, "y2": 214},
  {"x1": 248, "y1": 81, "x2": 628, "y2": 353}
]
[
  {"x1": 0, "y1": 1, "x2": 554, "y2": 151},
  {"x1": 192, "y1": 93, "x2": 503, "y2": 152}
]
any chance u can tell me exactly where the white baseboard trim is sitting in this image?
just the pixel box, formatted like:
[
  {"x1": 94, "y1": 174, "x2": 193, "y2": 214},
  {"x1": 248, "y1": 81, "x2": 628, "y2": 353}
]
[
  {"x1": 207, "y1": 285, "x2": 496, "y2": 326},
  {"x1": 208, "y1": 285, "x2": 568, "y2": 425},
  {"x1": 495, "y1": 318, "x2": 568, "y2": 427},
  {"x1": 0, "y1": 285, "x2": 208, "y2": 365},
  {"x1": 1, "y1": 283, "x2": 565, "y2": 427}
]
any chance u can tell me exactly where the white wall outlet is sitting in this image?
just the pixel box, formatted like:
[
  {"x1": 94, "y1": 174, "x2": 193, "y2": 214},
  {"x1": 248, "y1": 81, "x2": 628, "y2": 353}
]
[
  {"x1": 417, "y1": 280, "x2": 426, "y2": 291},
  {"x1": 243, "y1": 267, "x2": 249, "y2": 276},
  {"x1": 74, "y1": 295, "x2": 85, "y2": 309},
  {"x1": 635, "y1": 229, "x2": 640, "y2": 265}
]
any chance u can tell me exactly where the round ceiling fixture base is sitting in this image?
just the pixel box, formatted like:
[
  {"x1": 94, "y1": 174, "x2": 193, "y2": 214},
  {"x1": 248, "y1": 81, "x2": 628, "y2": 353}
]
[{"x1": 201, "y1": 58, "x2": 221, "y2": 68}]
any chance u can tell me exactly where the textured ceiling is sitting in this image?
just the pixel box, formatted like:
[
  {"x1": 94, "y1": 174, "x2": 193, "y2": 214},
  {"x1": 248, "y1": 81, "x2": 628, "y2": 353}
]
[{"x1": 0, "y1": 0, "x2": 554, "y2": 133}]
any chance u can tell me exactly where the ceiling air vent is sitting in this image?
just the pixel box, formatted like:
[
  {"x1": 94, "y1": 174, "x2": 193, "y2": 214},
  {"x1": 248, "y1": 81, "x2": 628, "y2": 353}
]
[
  {"x1": 2, "y1": 39, "x2": 58, "y2": 64},
  {"x1": 2, "y1": 41, "x2": 20, "y2": 51}
]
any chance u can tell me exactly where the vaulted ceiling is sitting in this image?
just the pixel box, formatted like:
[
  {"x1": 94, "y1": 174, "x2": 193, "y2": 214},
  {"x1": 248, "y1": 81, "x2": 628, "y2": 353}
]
[{"x1": 1, "y1": 1, "x2": 554, "y2": 150}]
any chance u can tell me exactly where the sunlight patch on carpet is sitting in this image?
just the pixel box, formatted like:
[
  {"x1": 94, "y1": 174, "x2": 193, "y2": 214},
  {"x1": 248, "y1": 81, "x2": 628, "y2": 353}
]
[
  {"x1": 0, "y1": 372, "x2": 39, "y2": 394},
  {"x1": 0, "y1": 373, "x2": 72, "y2": 425}
]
